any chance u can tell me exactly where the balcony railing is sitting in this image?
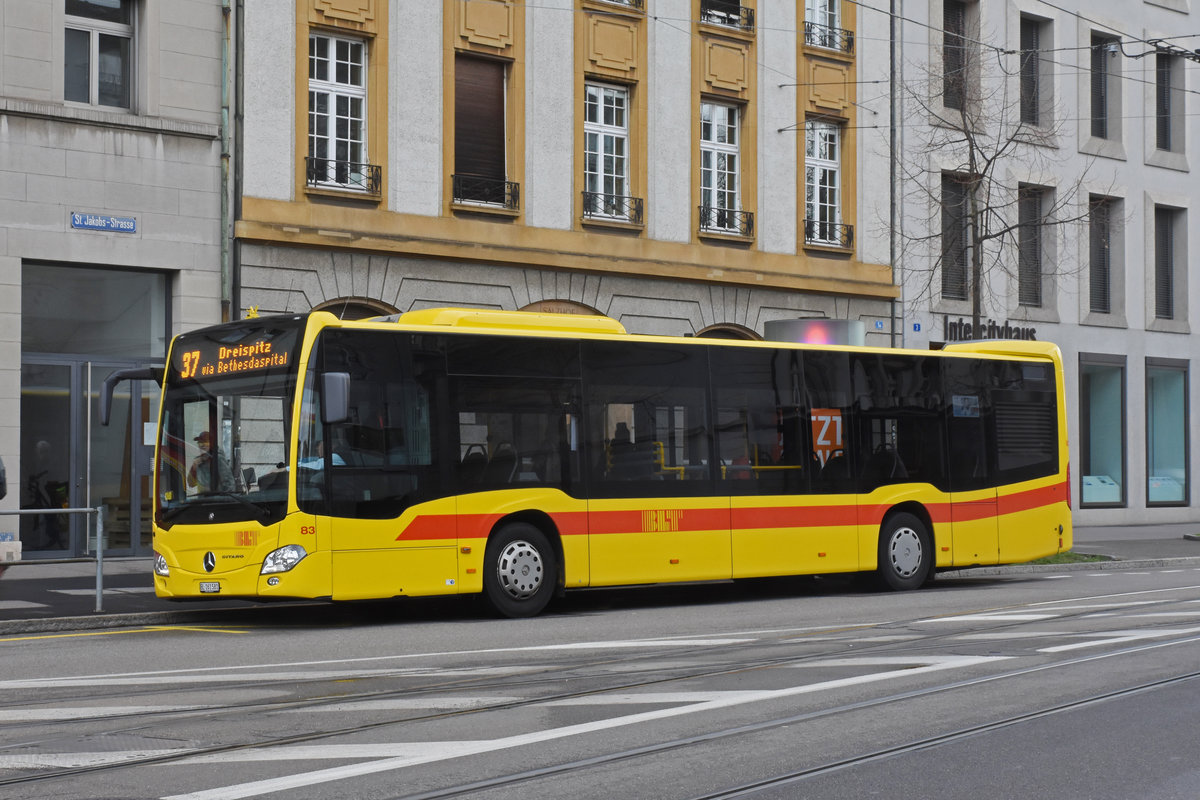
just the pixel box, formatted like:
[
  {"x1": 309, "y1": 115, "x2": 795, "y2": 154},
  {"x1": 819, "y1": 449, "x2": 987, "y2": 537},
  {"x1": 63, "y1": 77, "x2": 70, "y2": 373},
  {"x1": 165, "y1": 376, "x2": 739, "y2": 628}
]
[
  {"x1": 804, "y1": 22, "x2": 855, "y2": 55},
  {"x1": 700, "y1": 1, "x2": 754, "y2": 30},
  {"x1": 582, "y1": 191, "x2": 644, "y2": 224},
  {"x1": 452, "y1": 174, "x2": 520, "y2": 210},
  {"x1": 305, "y1": 157, "x2": 381, "y2": 196},
  {"x1": 699, "y1": 206, "x2": 754, "y2": 237},
  {"x1": 805, "y1": 219, "x2": 854, "y2": 248},
  {"x1": 600, "y1": 0, "x2": 644, "y2": 8}
]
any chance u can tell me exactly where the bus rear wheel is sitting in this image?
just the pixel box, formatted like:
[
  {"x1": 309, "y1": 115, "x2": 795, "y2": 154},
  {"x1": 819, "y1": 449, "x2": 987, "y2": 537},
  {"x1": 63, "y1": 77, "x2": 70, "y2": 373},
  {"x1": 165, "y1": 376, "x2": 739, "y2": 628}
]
[
  {"x1": 876, "y1": 512, "x2": 931, "y2": 591},
  {"x1": 483, "y1": 523, "x2": 556, "y2": 618}
]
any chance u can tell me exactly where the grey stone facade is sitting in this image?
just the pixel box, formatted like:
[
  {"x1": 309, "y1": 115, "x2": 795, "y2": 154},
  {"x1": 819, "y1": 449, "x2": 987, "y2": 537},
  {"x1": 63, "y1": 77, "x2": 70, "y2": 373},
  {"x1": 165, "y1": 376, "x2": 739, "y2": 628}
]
[
  {"x1": 0, "y1": 1, "x2": 225, "y2": 554},
  {"x1": 240, "y1": 243, "x2": 895, "y2": 344}
]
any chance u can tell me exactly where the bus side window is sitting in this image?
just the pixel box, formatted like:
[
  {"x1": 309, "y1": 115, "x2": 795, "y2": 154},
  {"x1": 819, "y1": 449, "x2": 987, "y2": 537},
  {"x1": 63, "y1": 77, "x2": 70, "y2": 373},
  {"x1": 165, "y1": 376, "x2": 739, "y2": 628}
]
[
  {"x1": 944, "y1": 358, "x2": 994, "y2": 492},
  {"x1": 710, "y1": 346, "x2": 809, "y2": 495},
  {"x1": 805, "y1": 351, "x2": 854, "y2": 494},
  {"x1": 850, "y1": 353, "x2": 945, "y2": 492},
  {"x1": 583, "y1": 341, "x2": 711, "y2": 498}
]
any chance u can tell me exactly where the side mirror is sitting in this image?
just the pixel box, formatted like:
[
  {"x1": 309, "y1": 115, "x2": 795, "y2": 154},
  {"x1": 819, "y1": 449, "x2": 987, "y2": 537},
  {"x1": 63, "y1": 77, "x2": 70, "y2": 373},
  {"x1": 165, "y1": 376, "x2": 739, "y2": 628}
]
[
  {"x1": 101, "y1": 366, "x2": 165, "y2": 425},
  {"x1": 322, "y1": 372, "x2": 351, "y2": 425}
]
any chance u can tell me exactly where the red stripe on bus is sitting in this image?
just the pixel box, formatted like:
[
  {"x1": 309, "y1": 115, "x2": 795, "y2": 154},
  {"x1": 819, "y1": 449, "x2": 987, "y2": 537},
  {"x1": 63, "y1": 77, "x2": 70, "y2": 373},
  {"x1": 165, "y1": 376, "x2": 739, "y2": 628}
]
[
  {"x1": 731, "y1": 505, "x2": 856, "y2": 529},
  {"x1": 395, "y1": 481, "x2": 1068, "y2": 542}
]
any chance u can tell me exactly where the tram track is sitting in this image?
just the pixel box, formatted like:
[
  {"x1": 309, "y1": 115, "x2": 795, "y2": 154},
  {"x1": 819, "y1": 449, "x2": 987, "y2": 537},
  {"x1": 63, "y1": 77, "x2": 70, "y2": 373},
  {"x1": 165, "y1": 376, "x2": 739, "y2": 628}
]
[
  {"x1": 383, "y1": 635, "x2": 1200, "y2": 800},
  {"x1": 2, "y1": 582, "x2": 1200, "y2": 793}
]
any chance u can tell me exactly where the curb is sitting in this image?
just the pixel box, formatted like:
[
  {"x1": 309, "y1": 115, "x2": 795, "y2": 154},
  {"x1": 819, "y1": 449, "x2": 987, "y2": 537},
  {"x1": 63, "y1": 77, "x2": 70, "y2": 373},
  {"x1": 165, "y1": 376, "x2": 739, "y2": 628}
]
[
  {"x1": 939, "y1": 555, "x2": 1200, "y2": 580},
  {"x1": 4, "y1": 557, "x2": 1200, "y2": 635}
]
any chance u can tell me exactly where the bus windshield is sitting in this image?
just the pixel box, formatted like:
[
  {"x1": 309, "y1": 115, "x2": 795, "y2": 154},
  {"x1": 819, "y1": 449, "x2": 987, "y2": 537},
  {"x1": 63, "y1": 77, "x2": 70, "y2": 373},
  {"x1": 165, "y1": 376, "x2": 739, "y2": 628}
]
[{"x1": 156, "y1": 317, "x2": 306, "y2": 527}]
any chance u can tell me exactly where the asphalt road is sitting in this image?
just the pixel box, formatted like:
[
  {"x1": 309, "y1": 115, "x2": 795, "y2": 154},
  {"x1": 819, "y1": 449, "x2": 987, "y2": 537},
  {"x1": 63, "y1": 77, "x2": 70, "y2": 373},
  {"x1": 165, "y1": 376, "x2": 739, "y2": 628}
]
[{"x1": 2, "y1": 564, "x2": 1200, "y2": 799}]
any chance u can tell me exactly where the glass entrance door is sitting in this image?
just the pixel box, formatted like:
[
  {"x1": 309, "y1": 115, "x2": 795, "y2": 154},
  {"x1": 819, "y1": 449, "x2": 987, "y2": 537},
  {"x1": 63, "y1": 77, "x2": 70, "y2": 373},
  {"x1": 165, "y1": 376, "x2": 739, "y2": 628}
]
[
  {"x1": 20, "y1": 360, "x2": 158, "y2": 557},
  {"x1": 19, "y1": 363, "x2": 75, "y2": 554}
]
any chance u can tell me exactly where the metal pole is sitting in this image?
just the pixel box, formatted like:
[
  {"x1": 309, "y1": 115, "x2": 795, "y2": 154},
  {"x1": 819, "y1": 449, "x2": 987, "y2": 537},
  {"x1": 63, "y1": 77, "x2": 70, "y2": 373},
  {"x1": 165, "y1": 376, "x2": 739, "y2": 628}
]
[{"x1": 94, "y1": 507, "x2": 104, "y2": 613}]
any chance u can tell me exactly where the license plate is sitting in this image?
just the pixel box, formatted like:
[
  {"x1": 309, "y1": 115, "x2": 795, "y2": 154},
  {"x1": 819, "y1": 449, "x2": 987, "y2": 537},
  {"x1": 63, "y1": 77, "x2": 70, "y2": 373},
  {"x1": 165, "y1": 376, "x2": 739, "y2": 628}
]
[{"x1": 199, "y1": 582, "x2": 221, "y2": 593}]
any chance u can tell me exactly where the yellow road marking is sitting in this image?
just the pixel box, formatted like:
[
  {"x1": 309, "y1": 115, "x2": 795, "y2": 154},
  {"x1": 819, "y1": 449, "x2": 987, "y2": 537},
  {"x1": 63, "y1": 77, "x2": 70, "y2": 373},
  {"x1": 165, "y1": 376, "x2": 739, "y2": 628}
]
[{"x1": 0, "y1": 626, "x2": 249, "y2": 642}]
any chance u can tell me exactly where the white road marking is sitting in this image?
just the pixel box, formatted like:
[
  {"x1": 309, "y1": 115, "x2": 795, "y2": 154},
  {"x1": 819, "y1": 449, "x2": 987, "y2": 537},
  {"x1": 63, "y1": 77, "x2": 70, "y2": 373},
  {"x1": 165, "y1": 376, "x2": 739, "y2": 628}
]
[
  {"x1": 1, "y1": 705, "x2": 203, "y2": 722},
  {"x1": 0, "y1": 601, "x2": 45, "y2": 610},
  {"x1": 0, "y1": 750, "x2": 181, "y2": 769},
  {"x1": 0, "y1": 636, "x2": 764, "y2": 690},
  {"x1": 1038, "y1": 625, "x2": 1200, "y2": 653},
  {"x1": 918, "y1": 613, "x2": 1059, "y2": 623},
  {"x1": 289, "y1": 697, "x2": 526, "y2": 712},
  {"x1": 1035, "y1": 602, "x2": 1158, "y2": 611},
  {"x1": 50, "y1": 587, "x2": 156, "y2": 595},
  {"x1": 955, "y1": 631, "x2": 1074, "y2": 640},
  {"x1": 0, "y1": 666, "x2": 544, "y2": 690},
  {"x1": 1123, "y1": 612, "x2": 1200, "y2": 619},
  {"x1": 163, "y1": 654, "x2": 1007, "y2": 799}
]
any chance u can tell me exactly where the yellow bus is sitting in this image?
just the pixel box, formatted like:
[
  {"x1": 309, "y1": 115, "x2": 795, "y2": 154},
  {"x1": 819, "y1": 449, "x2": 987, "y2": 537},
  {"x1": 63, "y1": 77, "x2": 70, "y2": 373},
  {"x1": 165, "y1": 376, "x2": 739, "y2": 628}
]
[{"x1": 105, "y1": 308, "x2": 1071, "y2": 617}]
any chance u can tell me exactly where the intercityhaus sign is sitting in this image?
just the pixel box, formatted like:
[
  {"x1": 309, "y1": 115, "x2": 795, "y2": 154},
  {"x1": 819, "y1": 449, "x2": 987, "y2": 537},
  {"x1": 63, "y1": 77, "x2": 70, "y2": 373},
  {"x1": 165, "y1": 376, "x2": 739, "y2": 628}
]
[{"x1": 943, "y1": 316, "x2": 1037, "y2": 342}]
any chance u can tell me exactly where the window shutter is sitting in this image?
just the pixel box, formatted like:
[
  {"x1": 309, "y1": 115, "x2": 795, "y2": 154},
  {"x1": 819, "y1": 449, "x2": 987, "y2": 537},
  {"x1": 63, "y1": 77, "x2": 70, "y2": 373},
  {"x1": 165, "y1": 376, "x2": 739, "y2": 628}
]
[
  {"x1": 1019, "y1": 19, "x2": 1039, "y2": 125},
  {"x1": 1017, "y1": 187, "x2": 1042, "y2": 307},
  {"x1": 1155, "y1": 208, "x2": 1174, "y2": 320},
  {"x1": 1089, "y1": 199, "x2": 1111, "y2": 314},
  {"x1": 1156, "y1": 54, "x2": 1172, "y2": 151},
  {"x1": 455, "y1": 56, "x2": 505, "y2": 182},
  {"x1": 941, "y1": 174, "x2": 969, "y2": 301},
  {"x1": 943, "y1": 1, "x2": 967, "y2": 111},
  {"x1": 1090, "y1": 36, "x2": 1108, "y2": 139}
]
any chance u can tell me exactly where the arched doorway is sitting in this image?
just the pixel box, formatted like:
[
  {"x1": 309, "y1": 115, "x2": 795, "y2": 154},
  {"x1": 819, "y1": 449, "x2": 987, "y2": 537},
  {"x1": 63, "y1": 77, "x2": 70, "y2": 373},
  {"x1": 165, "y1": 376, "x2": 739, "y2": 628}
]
[
  {"x1": 695, "y1": 323, "x2": 759, "y2": 340},
  {"x1": 519, "y1": 300, "x2": 604, "y2": 316}
]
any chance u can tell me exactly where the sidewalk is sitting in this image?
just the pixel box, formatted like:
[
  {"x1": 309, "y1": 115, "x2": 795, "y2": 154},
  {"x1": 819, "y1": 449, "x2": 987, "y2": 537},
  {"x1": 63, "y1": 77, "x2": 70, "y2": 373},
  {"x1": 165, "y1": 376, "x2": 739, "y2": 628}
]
[{"x1": 1, "y1": 525, "x2": 1198, "y2": 634}]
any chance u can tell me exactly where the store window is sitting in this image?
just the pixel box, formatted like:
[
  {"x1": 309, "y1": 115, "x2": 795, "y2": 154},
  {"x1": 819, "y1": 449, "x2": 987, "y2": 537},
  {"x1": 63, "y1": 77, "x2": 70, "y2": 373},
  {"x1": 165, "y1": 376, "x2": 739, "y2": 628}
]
[
  {"x1": 1079, "y1": 354, "x2": 1125, "y2": 506},
  {"x1": 21, "y1": 264, "x2": 169, "y2": 557},
  {"x1": 1146, "y1": 358, "x2": 1188, "y2": 505}
]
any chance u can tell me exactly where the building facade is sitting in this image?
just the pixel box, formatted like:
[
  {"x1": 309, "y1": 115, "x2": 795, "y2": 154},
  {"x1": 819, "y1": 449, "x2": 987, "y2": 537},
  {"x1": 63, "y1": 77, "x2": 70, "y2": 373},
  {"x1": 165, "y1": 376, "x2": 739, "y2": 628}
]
[
  {"x1": 859, "y1": 0, "x2": 1199, "y2": 526},
  {"x1": 236, "y1": 0, "x2": 893, "y2": 337},
  {"x1": 1, "y1": 0, "x2": 226, "y2": 557}
]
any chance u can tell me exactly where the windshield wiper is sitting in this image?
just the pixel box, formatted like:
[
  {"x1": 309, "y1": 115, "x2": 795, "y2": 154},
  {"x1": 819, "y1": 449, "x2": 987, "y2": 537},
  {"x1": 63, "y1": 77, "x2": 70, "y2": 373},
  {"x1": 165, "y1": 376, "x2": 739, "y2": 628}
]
[{"x1": 161, "y1": 492, "x2": 274, "y2": 525}]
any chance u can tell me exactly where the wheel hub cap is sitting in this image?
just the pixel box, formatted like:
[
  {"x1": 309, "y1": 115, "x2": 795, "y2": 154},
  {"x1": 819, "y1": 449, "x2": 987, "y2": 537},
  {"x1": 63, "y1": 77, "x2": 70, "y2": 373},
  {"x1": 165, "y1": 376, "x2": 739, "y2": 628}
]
[
  {"x1": 889, "y1": 528, "x2": 922, "y2": 578},
  {"x1": 496, "y1": 540, "x2": 544, "y2": 600}
]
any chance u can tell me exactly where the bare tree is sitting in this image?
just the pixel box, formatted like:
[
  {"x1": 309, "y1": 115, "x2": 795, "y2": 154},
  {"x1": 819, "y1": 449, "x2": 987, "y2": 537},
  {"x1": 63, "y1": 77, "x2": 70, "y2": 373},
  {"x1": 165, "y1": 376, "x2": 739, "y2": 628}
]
[{"x1": 894, "y1": 15, "x2": 1101, "y2": 338}]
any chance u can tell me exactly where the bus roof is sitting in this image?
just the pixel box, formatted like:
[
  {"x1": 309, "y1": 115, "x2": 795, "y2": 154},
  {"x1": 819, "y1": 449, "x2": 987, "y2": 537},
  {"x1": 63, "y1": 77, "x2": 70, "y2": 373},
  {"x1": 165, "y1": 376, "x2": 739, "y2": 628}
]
[{"x1": 237, "y1": 308, "x2": 1061, "y2": 366}]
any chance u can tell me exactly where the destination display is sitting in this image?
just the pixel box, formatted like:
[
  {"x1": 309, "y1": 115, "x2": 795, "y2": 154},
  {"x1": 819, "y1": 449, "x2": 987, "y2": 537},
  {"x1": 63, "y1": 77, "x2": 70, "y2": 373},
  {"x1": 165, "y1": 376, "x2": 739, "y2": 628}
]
[{"x1": 170, "y1": 323, "x2": 302, "y2": 381}]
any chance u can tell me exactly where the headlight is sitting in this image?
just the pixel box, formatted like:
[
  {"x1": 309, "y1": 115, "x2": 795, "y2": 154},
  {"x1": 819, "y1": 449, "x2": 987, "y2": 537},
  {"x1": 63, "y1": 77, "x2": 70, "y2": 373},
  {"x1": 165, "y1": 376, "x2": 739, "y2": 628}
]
[
  {"x1": 153, "y1": 551, "x2": 170, "y2": 577},
  {"x1": 261, "y1": 544, "x2": 307, "y2": 574}
]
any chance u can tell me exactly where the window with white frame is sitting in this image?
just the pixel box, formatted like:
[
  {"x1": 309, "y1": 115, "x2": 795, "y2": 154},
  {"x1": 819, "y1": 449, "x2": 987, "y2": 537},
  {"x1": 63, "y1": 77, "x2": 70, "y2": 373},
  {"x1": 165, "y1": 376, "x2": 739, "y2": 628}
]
[
  {"x1": 64, "y1": 0, "x2": 134, "y2": 109},
  {"x1": 584, "y1": 83, "x2": 637, "y2": 221},
  {"x1": 805, "y1": 0, "x2": 844, "y2": 51},
  {"x1": 700, "y1": 102, "x2": 742, "y2": 233},
  {"x1": 805, "y1": 120, "x2": 845, "y2": 246},
  {"x1": 308, "y1": 32, "x2": 370, "y2": 191}
]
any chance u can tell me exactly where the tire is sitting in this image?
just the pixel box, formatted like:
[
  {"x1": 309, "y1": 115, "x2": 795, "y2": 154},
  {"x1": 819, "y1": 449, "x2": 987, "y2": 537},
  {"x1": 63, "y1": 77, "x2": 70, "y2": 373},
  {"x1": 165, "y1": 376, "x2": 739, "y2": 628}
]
[
  {"x1": 483, "y1": 523, "x2": 556, "y2": 618},
  {"x1": 876, "y1": 512, "x2": 932, "y2": 591}
]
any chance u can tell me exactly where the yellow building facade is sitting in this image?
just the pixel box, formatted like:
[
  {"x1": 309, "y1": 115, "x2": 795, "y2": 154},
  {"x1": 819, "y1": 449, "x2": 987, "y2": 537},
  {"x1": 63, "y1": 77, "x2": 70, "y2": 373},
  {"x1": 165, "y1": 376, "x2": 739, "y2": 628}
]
[{"x1": 236, "y1": 0, "x2": 894, "y2": 337}]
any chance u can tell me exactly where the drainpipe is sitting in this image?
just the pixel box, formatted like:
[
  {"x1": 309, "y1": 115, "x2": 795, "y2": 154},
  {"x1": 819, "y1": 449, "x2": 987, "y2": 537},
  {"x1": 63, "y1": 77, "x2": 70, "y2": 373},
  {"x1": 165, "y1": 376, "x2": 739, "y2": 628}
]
[
  {"x1": 220, "y1": 0, "x2": 232, "y2": 322},
  {"x1": 232, "y1": 0, "x2": 245, "y2": 321},
  {"x1": 888, "y1": 0, "x2": 899, "y2": 348}
]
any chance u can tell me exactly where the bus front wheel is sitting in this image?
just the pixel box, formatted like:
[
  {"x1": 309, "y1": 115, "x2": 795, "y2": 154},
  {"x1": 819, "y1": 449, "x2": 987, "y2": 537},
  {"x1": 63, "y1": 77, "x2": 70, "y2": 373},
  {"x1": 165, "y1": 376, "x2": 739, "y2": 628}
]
[
  {"x1": 876, "y1": 512, "x2": 931, "y2": 591},
  {"x1": 483, "y1": 523, "x2": 556, "y2": 618}
]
